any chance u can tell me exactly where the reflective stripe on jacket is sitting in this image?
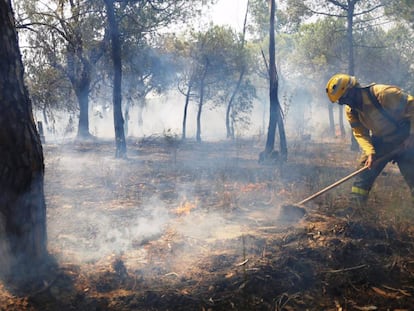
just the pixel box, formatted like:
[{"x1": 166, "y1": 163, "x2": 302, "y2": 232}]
[{"x1": 346, "y1": 84, "x2": 414, "y2": 156}]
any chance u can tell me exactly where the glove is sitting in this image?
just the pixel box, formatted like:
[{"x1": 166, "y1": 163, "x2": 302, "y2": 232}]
[
  {"x1": 365, "y1": 154, "x2": 374, "y2": 169},
  {"x1": 403, "y1": 134, "x2": 414, "y2": 150}
]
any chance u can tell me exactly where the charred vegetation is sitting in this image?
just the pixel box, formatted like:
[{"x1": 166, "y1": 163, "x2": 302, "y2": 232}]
[{"x1": 1, "y1": 138, "x2": 413, "y2": 310}]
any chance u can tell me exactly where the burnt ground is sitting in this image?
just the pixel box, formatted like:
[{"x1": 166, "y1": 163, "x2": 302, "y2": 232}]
[{"x1": 1, "y1": 136, "x2": 414, "y2": 311}]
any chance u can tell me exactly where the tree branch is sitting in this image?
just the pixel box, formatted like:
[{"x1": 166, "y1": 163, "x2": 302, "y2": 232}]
[
  {"x1": 18, "y1": 22, "x2": 70, "y2": 42},
  {"x1": 354, "y1": 4, "x2": 384, "y2": 17},
  {"x1": 305, "y1": 1, "x2": 384, "y2": 18},
  {"x1": 327, "y1": 0, "x2": 347, "y2": 11}
]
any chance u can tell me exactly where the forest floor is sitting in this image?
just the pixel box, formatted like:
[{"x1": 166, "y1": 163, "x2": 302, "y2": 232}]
[{"x1": 1, "y1": 135, "x2": 414, "y2": 311}]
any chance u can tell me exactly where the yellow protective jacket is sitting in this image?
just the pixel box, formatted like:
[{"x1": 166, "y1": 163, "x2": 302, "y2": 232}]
[{"x1": 346, "y1": 84, "x2": 414, "y2": 156}]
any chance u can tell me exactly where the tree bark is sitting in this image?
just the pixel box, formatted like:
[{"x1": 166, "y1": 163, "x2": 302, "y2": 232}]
[
  {"x1": 182, "y1": 82, "x2": 192, "y2": 140},
  {"x1": 226, "y1": 0, "x2": 249, "y2": 139},
  {"x1": 346, "y1": 0, "x2": 359, "y2": 150},
  {"x1": 196, "y1": 64, "x2": 208, "y2": 143},
  {"x1": 74, "y1": 76, "x2": 92, "y2": 139},
  {"x1": 263, "y1": 0, "x2": 287, "y2": 162},
  {"x1": 328, "y1": 104, "x2": 335, "y2": 137},
  {"x1": 65, "y1": 36, "x2": 94, "y2": 140},
  {"x1": 196, "y1": 81, "x2": 204, "y2": 143},
  {"x1": 226, "y1": 69, "x2": 245, "y2": 139},
  {"x1": 105, "y1": 0, "x2": 127, "y2": 158},
  {"x1": 0, "y1": 0, "x2": 48, "y2": 281}
]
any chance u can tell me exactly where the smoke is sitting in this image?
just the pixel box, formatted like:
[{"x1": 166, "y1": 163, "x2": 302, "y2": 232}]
[
  {"x1": 174, "y1": 210, "x2": 243, "y2": 242},
  {"x1": 45, "y1": 146, "x2": 258, "y2": 273},
  {"x1": 47, "y1": 197, "x2": 171, "y2": 264},
  {"x1": 40, "y1": 78, "x2": 336, "y2": 274},
  {"x1": 34, "y1": 76, "x2": 338, "y2": 144},
  {"x1": 35, "y1": 90, "x2": 267, "y2": 142},
  {"x1": 47, "y1": 180, "x2": 248, "y2": 269}
]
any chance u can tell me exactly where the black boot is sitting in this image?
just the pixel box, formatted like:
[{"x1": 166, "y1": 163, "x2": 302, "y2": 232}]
[
  {"x1": 349, "y1": 195, "x2": 368, "y2": 208},
  {"x1": 335, "y1": 195, "x2": 367, "y2": 217}
]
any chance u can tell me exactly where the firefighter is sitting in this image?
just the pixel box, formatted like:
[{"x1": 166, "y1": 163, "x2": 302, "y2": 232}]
[{"x1": 325, "y1": 73, "x2": 414, "y2": 212}]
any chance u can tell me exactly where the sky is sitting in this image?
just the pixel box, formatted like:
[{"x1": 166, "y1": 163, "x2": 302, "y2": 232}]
[{"x1": 211, "y1": 0, "x2": 249, "y2": 32}]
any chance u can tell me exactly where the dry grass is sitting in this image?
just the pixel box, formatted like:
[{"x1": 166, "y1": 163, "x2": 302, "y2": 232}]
[{"x1": 1, "y1": 136, "x2": 414, "y2": 310}]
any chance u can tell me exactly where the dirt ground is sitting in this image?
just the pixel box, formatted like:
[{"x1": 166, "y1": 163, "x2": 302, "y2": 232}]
[{"x1": 1, "y1": 136, "x2": 414, "y2": 311}]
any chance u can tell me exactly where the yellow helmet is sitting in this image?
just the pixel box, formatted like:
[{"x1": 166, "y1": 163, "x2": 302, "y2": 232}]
[{"x1": 325, "y1": 74, "x2": 357, "y2": 103}]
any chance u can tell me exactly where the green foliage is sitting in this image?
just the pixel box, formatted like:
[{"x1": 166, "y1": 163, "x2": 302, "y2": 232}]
[
  {"x1": 121, "y1": 39, "x2": 179, "y2": 105},
  {"x1": 293, "y1": 18, "x2": 347, "y2": 75},
  {"x1": 248, "y1": 0, "x2": 271, "y2": 40},
  {"x1": 178, "y1": 25, "x2": 250, "y2": 99},
  {"x1": 279, "y1": 0, "x2": 313, "y2": 33},
  {"x1": 385, "y1": 0, "x2": 414, "y2": 28},
  {"x1": 12, "y1": 0, "x2": 414, "y2": 141},
  {"x1": 25, "y1": 60, "x2": 75, "y2": 112},
  {"x1": 354, "y1": 24, "x2": 414, "y2": 90},
  {"x1": 14, "y1": 0, "x2": 209, "y2": 112},
  {"x1": 165, "y1": 24, "x2": 256, "y2": 135},
  {"x1": 14, "y1": 0, "x2": 108, "y2": 112},
  {"x1": 230, "y1": 78, "x2": 256, "y2": 130}
]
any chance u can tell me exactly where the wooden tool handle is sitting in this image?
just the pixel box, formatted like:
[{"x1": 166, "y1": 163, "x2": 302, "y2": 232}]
[
  {"x1": 296, "y1": 166, "x2": 368, "y2": 206},
  {"x1": 295, "y1": 145, "x2": 404, "y2": 206}
]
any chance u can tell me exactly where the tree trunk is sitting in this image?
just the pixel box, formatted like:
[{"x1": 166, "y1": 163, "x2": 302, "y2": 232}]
[
  {"x1": 276, "y1": 105, "x2": 287, "y2": 161},
  {"x1": 65, "y1": 39, "x2": 93, "y2": 140},
  {"x1": 196, "y1": 82, "x2": 204, "y2": 143},
  {"x1": 347, "y1": 0, "x2": 359, "y2": 150},
  {"x1": 263, "y1": 0, "x2": 287, "y2": 162},
  {"x1": 124, "y1": 101, "x2": 130, "y2": 137},
  {"x1": 75, "y1": 77, "x2": 91, "y2": 139},
  {"x1": 105, "y1": 0, "x2": 127, "y2": 158},
  {"x1": 196, "y1": 66, "x2": 208, "y2": 143},
  {"x1": 137, "y1": 103, "x2": 144, "y2": 136},
  {"x1": 347, "y1": 1, "x2": 355, "y2": 79},
  {"x1": 182, "y1": 82, "x2": 192, "y2": 140},
  {"x1": 328, "y1": 104, "x2": 335, "y2": 137},
  {"x1": 226, "y1": 0, "x2": 249, "y2": 140},
  {"x1": 0, "y1": 0, "x2": 48, "y2": 282},
  {"x1": 226, "y1": 69, "x2": 245, "y2": 139},
  {"x1": 338, "y1": 106, "x2": 345, "y2": 138}
]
